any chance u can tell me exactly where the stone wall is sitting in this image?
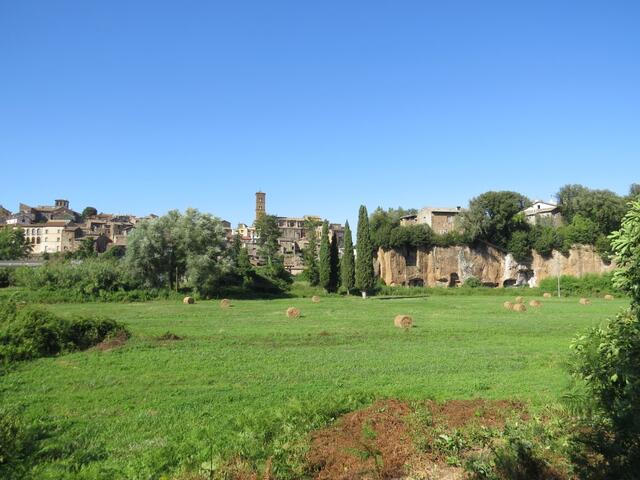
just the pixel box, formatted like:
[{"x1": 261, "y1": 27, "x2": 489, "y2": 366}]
[{"x1": 376, "y1": 244, "x2": 614, "y2": 288}]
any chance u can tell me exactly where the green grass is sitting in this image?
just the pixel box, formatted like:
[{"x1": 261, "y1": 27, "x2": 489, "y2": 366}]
[{"x1": 0, "y1": 295, "x2": 627, "y2": 478}]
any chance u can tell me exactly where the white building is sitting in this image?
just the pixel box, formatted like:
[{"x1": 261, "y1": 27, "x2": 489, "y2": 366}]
[{"x1": 521, "y1": 200, "x2": 562, "y2": 226}]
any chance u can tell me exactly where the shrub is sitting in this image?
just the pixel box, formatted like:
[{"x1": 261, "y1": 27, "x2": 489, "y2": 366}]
[
  {"x1": 463, "y1": 277, "x2": 483, "y2": 288},
  {"x1": 569, "y1": 310, "x2": 640, "y2": 478},
  {"x1": 0, "y1": 302, "x2": 129, "y2": 363},
  {"x1": 538, "y1": 273, "x2": 618, "y2": 297},
  {"x1": 0, "y1": 268, "x2": 15, "y2": 288},
  {"x1": 507, "y1": 230, "x2": 531, "y2": 263}
]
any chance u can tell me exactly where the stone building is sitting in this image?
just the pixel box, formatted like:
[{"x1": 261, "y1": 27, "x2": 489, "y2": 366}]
[
  {"x1": 521, "y1": 200, "x2": 562, "y2": 226},
  {"x1": 400, "y1": 206, "x2": 462, "y2": 234}
]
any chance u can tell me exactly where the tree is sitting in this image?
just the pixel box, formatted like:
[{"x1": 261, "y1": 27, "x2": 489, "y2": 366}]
[
  {"x1": 318, "y1": 221, "x2": 331, "y2": 291},
  {"x1": 340, "y1": 221, "x2": 355, "y2": 294},
  {"x1": 0, "y1": 228, "x2": 31, "y2": 260},
  {"x1": 303, "y1": 219, "x2": 320, "y2": 286},
  {"x1": 124, "y1": 209, "x2": 231, "y2": 297},
  {"x1": 254, "y1": 214, "x2": 281, "y2": 267},
  {"x1": 569, "y1": 199, "x2": 640, "y2": 477},
  {"x1": 329, "y1": 231, "x2": 340, "y2": 293},
  {"x1": 557, "y1": 184, "x2": 627, "y2": 235},
  {"x1": 609, "y1": 199, "x2": 640, "y2": 305},
  {"x1": 74, "y1": 238, "x2": 97, "y2": 259},
  {"x1": 81, "y1": 207, "x2": 98, "y2": 219},
  {"x1": 506, "y1": 230, "x2": 531, "y2": 263},
  {"x1": 460, "y1": 191, "x2": 529, "y2": 249},
  {"x1": 628, "y1": 183, "x2": 640, "y2": 200},
  {"x1": 355, "y1": 205, "x2": 375, "y2": 297}
]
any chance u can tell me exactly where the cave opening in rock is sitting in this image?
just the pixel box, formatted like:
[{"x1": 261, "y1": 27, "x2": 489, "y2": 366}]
[
  {"x1": 449, "y1": 273, "x2": 460, "y2": 287},
  {"x1": 408, "y1": 278, "x2": 424, "y2": 287}
]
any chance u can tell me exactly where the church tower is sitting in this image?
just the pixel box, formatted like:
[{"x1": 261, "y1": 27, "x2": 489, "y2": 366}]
[{"x1": 255, "y1": 191, "x2": 266, "y2": 222}]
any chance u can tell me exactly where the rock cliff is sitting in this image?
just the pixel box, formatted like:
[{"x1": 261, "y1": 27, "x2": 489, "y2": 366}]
[{"x1": 376, "y1": 244, "x2": 614, "y2": 288}]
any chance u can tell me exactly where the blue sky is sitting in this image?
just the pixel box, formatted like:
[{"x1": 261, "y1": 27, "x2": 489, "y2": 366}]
[{"x1": 1, "y1": 1, "x2": 639, "y2": 227}]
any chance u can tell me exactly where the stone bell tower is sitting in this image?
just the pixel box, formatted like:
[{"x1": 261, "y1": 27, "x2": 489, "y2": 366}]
[{"x1": 255, "y1": 191, "x2": 266, "y2": 223}]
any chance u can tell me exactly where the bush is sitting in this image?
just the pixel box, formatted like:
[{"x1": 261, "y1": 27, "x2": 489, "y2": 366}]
[
  {"x1": 0, "y1": 268, "x2": 15, "y2": 288},
  {"x1": 0, "y1": 302, "x2": 129, "y2": 363},
  {"x1": 538, "y1": 273, "x2": 618, "y2": 297},
  {"x1": 507, "y1": 230, "x2": 531, "y2": 263},
  {"x1": 463, "y1": 277, "x2": 483, "y2": 288},
  {"x1": 569, "y1": 310, "x2": 640, "y2": 478},
  {"x1": 0, "y1": 408, "x2": 46, "y2": 479}
]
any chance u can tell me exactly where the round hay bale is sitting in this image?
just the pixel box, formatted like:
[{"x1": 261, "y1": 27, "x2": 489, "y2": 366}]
[
  {"x1": 529, "y1": 300, "x2": 541, "y2": 308},
  {"x1": 515, "y1": 296, "x2": 524, "y2": 304},
  {"x1": 394, "y1": 315, "x2": 413, "y2": 328},
  {"x1": 311, "y1": 295, "x2": 321, "y2": 303},
  {"x1": 513, "y1": 303, "x2": 527, "y2": 312},
  {"x1": 183, "y1": 296, "x2": 195, "y2": 305},
  {"x1": 220, "y1": 299, "x2": 231, "y2": 308},
  {"x1": 286, "y1": 307, "x2": 301, "y2": 318},
  {"x1": 579, "y1": 298, "x2": 591, "y2": 305},
  {"x1": 503, "y1": 301, "x2": 514, "y2": 310},
  {"x1": 604, "y1": 294, "x2": 614, "y2": 300},
  {"x1": 543, "y1": 292, "x2": 552, "y2": 298}
]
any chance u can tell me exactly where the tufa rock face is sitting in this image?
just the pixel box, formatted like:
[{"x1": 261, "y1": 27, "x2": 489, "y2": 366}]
[{"x1": 376, "y1": 244, "x2": 614, "y2": 288}]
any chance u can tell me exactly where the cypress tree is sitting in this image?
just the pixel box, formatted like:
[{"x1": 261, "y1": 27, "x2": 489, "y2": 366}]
[
  {"x1": 329, "y1": 231, "x2": 340, "y2": 292},
  {"x1": 303, "y1": 225, "x2": 320, "y2": 286},
  {"x1": 355, "y1": 205, "x2": 375, "y2": 297},
  {"x1": 340, "y1": 220, "x2": 355, "y2": 294},
  {"x1": 319, "y1": 220, "x2": 331, "y2": 291}
]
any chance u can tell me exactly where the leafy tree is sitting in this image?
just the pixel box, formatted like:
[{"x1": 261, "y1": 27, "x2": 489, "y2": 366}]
[
  {"x1": 124, "y1": 209, "x2": 231, "y2": 296},
  {"x1": 340, "y1": 221, "x2": 355, "y2": 294},
  {"x1": 254, "y1": 214, "x2": 282, "y2": 268},
  {"x1": 557, "y1": 184, "x2": 626, "y2": 234},
  {"x1": 460, "y1": 191, "x2": 529, "y2": 249},
  {"x1": 74, "y1": 238, "x2": 96, "y2": 259},
  {"x1": 507, "y1": 230, "x2": 531, "y2": 263},
  {"x1": 0, "y1": 228, "x2": 31, "y2": 260},
  {"x1": 318, "y1": 221, "x2": 331, "y2": 292},
  {"x1": 529, "y1": 225, "x2": 561, "y2": 257},
  {"x1": 329, "y1": 231, "x2": 340, "y2": 293},
  {"x1": 81, "y1": 207, "x2": 98, "y2": 219},
  {"x1": 569, "y1": 198, "x2": 640, "y2": 478},
  {"x1": 609, "y1": 199, "x2": 640, "y2": 305},
  {"x1": 355, "y1": 205, "x2": 375, "y2": 297},
  {"x1": 628, "y1": 183, "x2": 640, "y2": 200},
  {"x1": 560, "y1": 214, "x2": 600, "y2": 250},
  {"x1": 303, "y1": 219, "x2": 320, "y2": 286}
]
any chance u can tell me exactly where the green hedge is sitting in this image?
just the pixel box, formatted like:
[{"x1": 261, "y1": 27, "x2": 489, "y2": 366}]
[{"x1": 538, "y1": 273, "x2": 619, "y2": 297}]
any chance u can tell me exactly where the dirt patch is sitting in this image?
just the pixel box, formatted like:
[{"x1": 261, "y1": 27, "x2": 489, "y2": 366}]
[
  {"x1": 308, "y1": 399, "x2": 529, "y2": 480},
  {"x1": 95, "y1": 330, "x2": 128, "y2": 352},
  {"x1": 157, "y1": 332, "x2": 182, "y2": 341}
]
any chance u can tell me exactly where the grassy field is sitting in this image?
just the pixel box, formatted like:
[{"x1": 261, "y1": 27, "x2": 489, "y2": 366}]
[{"x1": 0, "y1": 294, "x2": 627, "y2": 478}]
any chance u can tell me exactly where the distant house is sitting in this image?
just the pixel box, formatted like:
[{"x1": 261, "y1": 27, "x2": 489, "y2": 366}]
[
  {"x1": 416, "y1": 207, "x2": 463, "y2": 234},
  {"x1": 20, "y1": 199, "x2": 80, "y2": 223},
  {"x1": 6, "y1": 212, "x2": 35, "y2": 225},
  {"x1": 0, "y1": 205, "x2": 10, "y2": 223},
  {"x1": 521, "y1": 200, "x2": 562, "y2": 226}
]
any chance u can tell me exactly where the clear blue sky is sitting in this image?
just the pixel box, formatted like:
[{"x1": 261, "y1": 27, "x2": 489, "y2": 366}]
[{"x1": 1, "y1": 1, "x2": 639, "y2": 227}]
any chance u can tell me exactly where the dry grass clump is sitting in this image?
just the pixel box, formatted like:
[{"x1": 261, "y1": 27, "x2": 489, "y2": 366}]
[
  {"x1": 393, "y1": 315, "x2": 413, "y2": 328},
  {"x1": 503, "y1": 301, "x2": 514, "y2": 310},
  {"x1": 286, "y1": 307, "x2": 301, "y2": 318},
  {"x1": 311, "y1": 295, "x2": 321, "y2": 303},
  {"x1": 183, "y1": 296, "x2": 195, "y2": 305},
  {"x1": 543, "y1": 292, "x2": 552, "y2": 298},
  {"x1": 604, "y1": 294, "x2": 614, "y2": 300},
  {"x1": 220, "y1": 299, "x2": 231, "y2": 308},
  {"x1": 515, "y1": 296, "x2": 524, "y2": 304},
  {"x1": 529, "y1": 300, "x2": 541, "y2": 308},
  {"x1": 512, "y1": 303, "x2": 527, "y2": 312},
  {"x1": 579, "y1": 298, "x2": 591, "y2": 305}
]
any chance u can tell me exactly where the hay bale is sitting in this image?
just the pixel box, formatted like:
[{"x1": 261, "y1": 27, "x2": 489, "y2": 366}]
[
  {"x1": 503, "y1": 301, "x2": 514, "y2": 310},
  {"x1": 515, "y1": 296, "x2": 524, "y2": 304},
  {"x1": 394, "y1": 315, "x2": 413, "y2": 328},
  {"x1": 220, "y1": 298, "x2": 231, "y2": 308},
  {"x1": 543, "y1": 292, "x2": 552, "y2": 298},
  {"x1": 604, "y1": 294, "x2": 614, "y2": 300},
  {"x1": 579, "y1": 298, "x2": 591, "y2": 305},
  {"x1": 183, "y1": 296, "x2": 195, "y2": 305},
  {"x1": 311, "y1": 295, "x2": 321, "y2": 303},
  {"x1": 529, "y1": 300, "x2": 541, "y2": 308},
  {"x1": 286, "y1": 307, "x2": 301, "y2": 318},
  {"x1": 513, "y1": 303, "x2": 527, "y2": 312}
]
